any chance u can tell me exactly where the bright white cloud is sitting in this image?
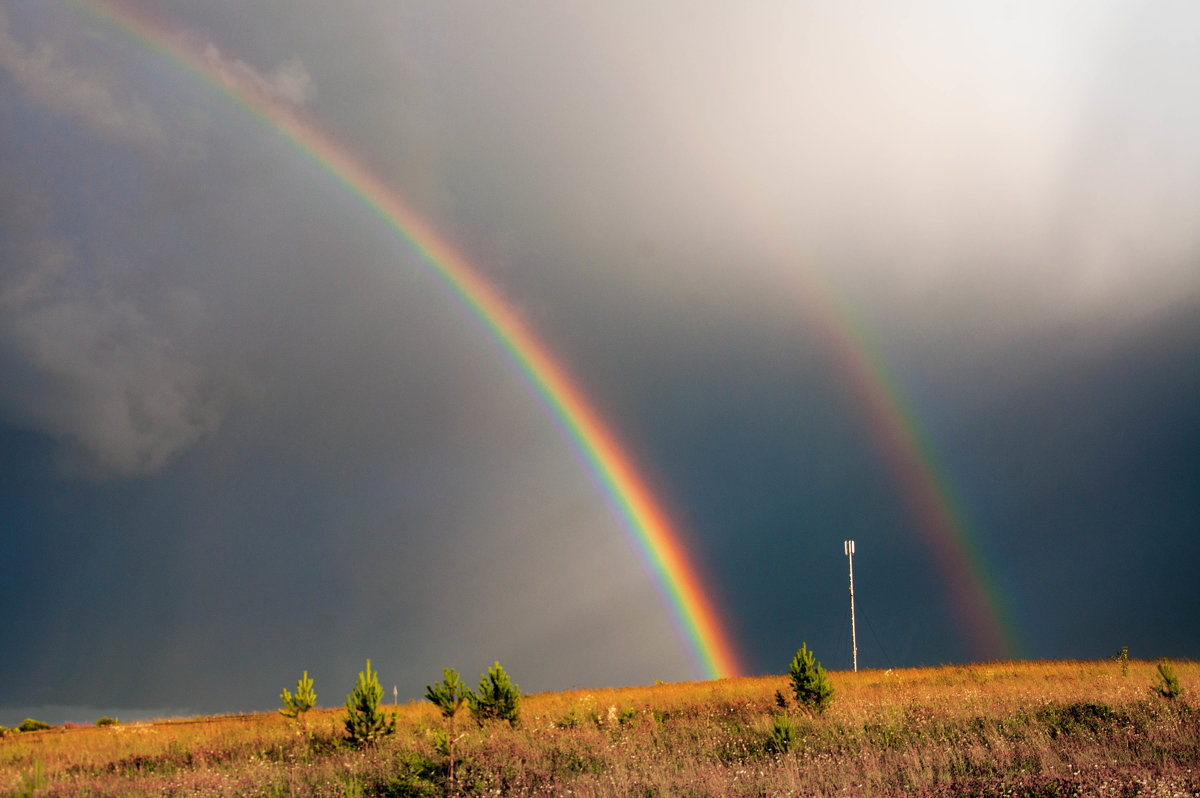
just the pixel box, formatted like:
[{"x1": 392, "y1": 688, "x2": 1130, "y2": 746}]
[{"x1": 550, "y1": 0, "x2": 1200, "y2": 334}]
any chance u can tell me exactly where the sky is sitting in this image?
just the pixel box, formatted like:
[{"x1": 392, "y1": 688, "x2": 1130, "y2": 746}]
[{"x1": 2, "y1": 0, "x2": 1198, "y2": 725}]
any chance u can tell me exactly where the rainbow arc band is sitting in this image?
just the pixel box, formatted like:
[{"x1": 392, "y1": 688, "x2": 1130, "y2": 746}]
[
  {"x1": 66, "y1": 0, "x2": 742, "y2": 680},
  {"x1": 569, "y1": 4, "x2": 1021, "y2": 662}
]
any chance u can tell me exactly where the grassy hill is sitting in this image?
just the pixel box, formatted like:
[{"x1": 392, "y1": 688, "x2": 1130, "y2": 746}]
[{"x1": 1, "y1": 658, "x2": 1197, "y2": 796}]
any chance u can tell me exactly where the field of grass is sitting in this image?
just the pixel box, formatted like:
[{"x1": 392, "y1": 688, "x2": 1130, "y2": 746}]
[{"x1": 1, "y1": 658, "x2": 1197, "y2": 796}]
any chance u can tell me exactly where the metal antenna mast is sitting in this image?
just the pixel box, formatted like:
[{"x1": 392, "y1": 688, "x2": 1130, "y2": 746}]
[{"x1": 844, "y1": 540, "x2": 857, "y2": 672}]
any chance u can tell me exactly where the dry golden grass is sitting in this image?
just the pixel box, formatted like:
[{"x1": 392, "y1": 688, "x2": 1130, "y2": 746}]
[{"x1": 2, "y1": 658, "x2": 1197, "y2": 796}]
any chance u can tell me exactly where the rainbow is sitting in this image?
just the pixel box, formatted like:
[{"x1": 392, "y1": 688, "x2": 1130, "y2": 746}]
[
  {"x1": 570, "y1": 6, "x2": 1022, "y2": 661},
  {"x1": 695, "y1": 142, "x2": 1022, "y2": 663},
  {"x1": 800, "y1": 272, "x2": 1021, "y2": 660},
  {"x1": 673, "y1": 151, "x2": 1021, "y2": 660},
  {"x1": 64, "y1": 0, "x2": 742, "y2": 679}
]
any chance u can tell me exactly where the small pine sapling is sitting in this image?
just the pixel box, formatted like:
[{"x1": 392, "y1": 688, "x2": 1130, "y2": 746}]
[
  {"x1": 426, "y1": 667, "x2": 470, "y2": 719},
  {"x1": 343, "y1": 659, "x2": 396, "y2": 746},
  {"x1": 1152, "y1": 658, "x2": 1182, "y2": 700},
  {"x1": 1112, "y1": 646, "x2": 1130, "y2": 677},
  {"x1": 280, "y1": 670, "x2": 317, "y2": 733},
  {"x1": 769, "y1": 713, "x2": 797, "y2": 753},
  {"x1": 426, "y1": 667, "x2": 470, "y2": 789},
  {"x1": 789, "y1": 643, "x2": 834, "y2": 713},
  {"x1": 467, "y1": 661, "x2": 521, "y2": 725}
]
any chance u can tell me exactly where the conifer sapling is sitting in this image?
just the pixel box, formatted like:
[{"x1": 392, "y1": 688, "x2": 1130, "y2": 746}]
[
  {"x1": 426, "y1": 667, "x2": 470, "y2": 788},
  {"x1": 1153, "y1": 658, "x2": 1182, "y2": 700},
  {"x1": 279, "y1": 670, "x2": 317, "y2": 729},
  {"x1": 343, "y1": 659, "x2": 396, "y2": 746},
  {"x1": 789, "y1": 642, "x2": 834, "y2": 712},
  {"x1": 426, "y1": 667, "x2": 469, "y2": 719},
  {"x1": 467, "y1": 661, "x2": 521, "y2": 725}
]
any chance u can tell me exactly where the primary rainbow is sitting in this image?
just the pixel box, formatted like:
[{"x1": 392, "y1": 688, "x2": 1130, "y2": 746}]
[{"x1": 65, "y1": 0, "x2": 742, "y2": 680}]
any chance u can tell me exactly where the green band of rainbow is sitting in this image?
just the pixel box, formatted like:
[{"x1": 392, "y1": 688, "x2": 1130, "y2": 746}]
[{"x1": 63, "y1": 0, "x2": 742, "y2": 680}]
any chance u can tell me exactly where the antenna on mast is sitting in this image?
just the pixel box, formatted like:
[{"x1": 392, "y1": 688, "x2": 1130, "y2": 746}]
[{"x1": 844, "y1": 539, "x2": 857, "y2": 672}]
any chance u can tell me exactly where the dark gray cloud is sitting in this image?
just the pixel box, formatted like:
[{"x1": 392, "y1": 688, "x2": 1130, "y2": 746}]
[
  {"x1": 0, "y1": 168, "x2": 224, "y2": 477},
  {"x1": 1, "y1": 1, "x2": 1198, "y2": 724}
]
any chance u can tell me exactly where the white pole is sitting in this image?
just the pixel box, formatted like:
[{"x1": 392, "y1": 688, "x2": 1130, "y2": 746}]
[{"x1": 845, "y1": 540, "x2": 857, "y2": 672}]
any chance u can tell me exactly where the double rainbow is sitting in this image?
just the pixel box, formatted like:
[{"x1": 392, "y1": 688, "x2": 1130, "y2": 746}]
[{"x1": 61, "y1": 0, "x2": 1021, "y2": 672}]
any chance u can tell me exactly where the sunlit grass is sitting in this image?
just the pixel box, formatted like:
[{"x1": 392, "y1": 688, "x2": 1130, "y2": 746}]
[{"x1": 1, "y1": 659, "x2": 1197, "y2": 796}]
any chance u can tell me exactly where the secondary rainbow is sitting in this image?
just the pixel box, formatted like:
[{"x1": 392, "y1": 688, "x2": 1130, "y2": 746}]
[
  {"x1": 711, "y1": 166, "x2": 1022, "y2": 661},
  {"x1": 568, "y1": 5, "x2": 1023, "y2": 660},
  {"x1": 694, "y1": 169, "x2": 1021, "y2": 660},
  {"x1": 713, "y1": 169, "x2": 1023, "y2": 662},
  {"x1": 65, "y1": 0, "x2": 742, "y2": 680},
  {"x1": 799, "y1": 270, "x2": 1021, "y2": 660}
]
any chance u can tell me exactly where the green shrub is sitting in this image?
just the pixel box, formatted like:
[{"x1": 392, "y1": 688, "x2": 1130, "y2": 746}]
[
  {"x1": 425, "y1": 667, "x2": 469, "y2": 720},
  {"x1": 343, "y1": 659, "x2": 396, "y2": 746},
  {"x1": 1152, "y1": 659, "x2": 1182, "y2": 700},
  {"x1": 96, "y1": 717, "x2": 118, "y2": 727},
  {"x1": 280, "y1": 670, "x2": 317, "y2": 723},
  {"x1": 18, "y1": 718, "x2": 52, "y2": 732},
  {"x1": 1111, "y1": 646, "x2": 1130, "y2": 677},
  {"x1": 426, "y1": 667, "x2": 471, "y2": 788},
  {"x1": 468, "y1": 661, "x2": 521, "y2": 725},
  {"x1": 1039, "y1": 702, "x2": 1115, "y2": 738},
  {"x1": 788, "y1": 643, "x2": 834, "y2": 713},
  {"x1": 769, "y1": 713, "x2": 797, "y2": 752}
]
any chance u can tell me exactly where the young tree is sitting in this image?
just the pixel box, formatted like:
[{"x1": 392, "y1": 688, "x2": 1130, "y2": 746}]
[
  {"x1": 343, "y1": 659, "x2": 396, "y2": 746},
  {"x1": 467, "y1": 661, "x2": 521, "y2": 725},
  {"x1": 426, "y1": 667, "x2": 470, "y2": 719},
  {"x1": 279, "y1": 670, "x2": 317, "y2": 730},
  {"x1": 789, "y1": 643, "x2": 834, "y2": 712},
  {"x1": 769, "y1": 712, "x2": 797, "y2": 753},
  {"x1": 1153, "y1": 658, "x2": 1182, "y2": 700},
  {"x1": 426, "y1": 668, "x2": 470, "y2": 788},
  {"x1": 1112, "y1": 646, "x2": 1130, "y2": 677}
]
